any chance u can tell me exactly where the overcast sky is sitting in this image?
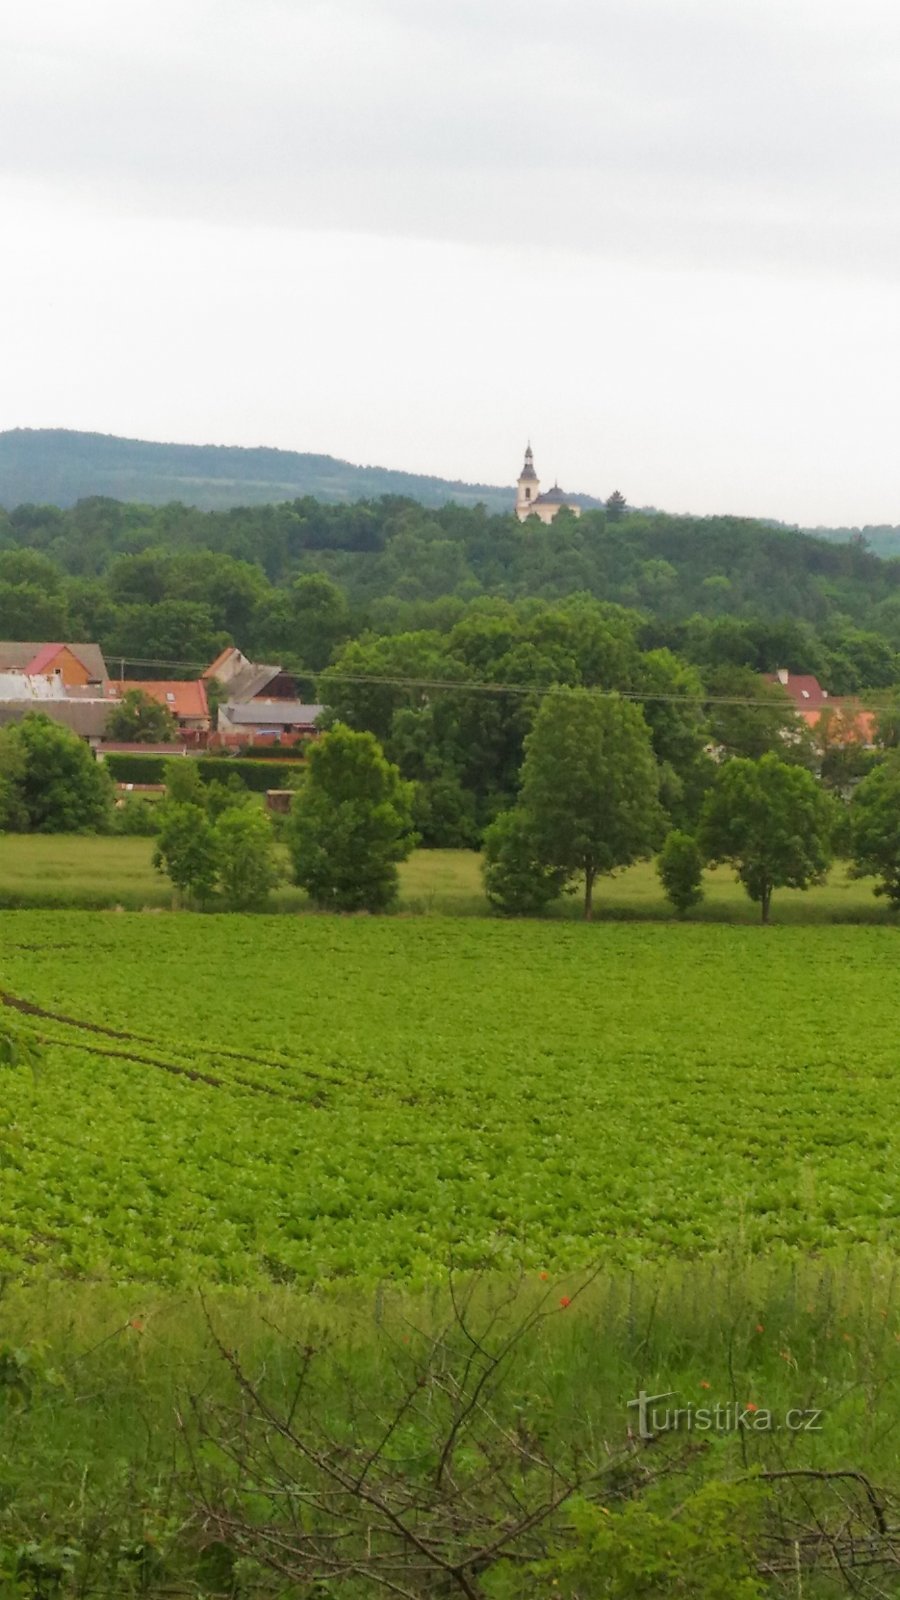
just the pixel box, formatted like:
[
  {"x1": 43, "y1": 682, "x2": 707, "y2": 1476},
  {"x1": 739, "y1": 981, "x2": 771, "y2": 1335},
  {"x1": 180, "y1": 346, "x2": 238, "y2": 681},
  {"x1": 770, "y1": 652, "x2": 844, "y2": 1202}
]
[{"x1": 2, "y1": 0, "x2": 899, "y2": 525}]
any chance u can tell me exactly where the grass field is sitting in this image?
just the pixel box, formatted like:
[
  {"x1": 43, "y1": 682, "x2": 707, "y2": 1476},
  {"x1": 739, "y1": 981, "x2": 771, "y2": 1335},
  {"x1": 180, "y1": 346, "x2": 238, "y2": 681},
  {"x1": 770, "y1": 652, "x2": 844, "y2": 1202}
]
[{"x1": 0, "y1": 833, "x2": 896, "y2": 920}]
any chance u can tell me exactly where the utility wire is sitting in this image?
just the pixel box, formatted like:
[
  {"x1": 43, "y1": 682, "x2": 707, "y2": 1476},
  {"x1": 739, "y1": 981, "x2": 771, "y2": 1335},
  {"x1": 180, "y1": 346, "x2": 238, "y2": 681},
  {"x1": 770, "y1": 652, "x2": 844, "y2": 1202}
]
[{"x1": 105, "y1": 655, "x2": 883, "y2": 713}]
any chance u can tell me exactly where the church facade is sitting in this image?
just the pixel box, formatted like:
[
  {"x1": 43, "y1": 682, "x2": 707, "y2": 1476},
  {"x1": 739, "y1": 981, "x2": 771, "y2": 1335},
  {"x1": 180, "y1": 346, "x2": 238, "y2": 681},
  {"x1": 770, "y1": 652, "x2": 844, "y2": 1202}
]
[{"x1": 515, "y1": 444, "x2": 581, "y2": 524}]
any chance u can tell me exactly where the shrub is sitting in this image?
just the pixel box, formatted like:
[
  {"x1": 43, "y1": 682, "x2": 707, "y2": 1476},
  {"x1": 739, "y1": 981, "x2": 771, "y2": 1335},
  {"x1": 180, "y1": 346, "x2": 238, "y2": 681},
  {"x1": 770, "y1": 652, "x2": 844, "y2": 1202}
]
[
  {"x1": 657, "y1": 828, "x2": 704, "y2": 915},
  {"x1": 482, "y1": 809, "x2": 567, "y2": 916},
  {"x1": 216, "y1": 806, "x2": 279, "y2": 910},
  {"x1": 114, "y1": 795, "x2": 161, "y2": 836}
]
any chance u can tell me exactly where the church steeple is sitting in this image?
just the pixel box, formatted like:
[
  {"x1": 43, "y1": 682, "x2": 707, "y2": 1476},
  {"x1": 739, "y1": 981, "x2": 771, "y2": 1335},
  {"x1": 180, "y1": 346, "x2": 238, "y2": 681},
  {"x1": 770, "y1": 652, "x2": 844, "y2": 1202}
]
[{"x1": 516, "y1": 441, "x2": 540, "y2": 518}]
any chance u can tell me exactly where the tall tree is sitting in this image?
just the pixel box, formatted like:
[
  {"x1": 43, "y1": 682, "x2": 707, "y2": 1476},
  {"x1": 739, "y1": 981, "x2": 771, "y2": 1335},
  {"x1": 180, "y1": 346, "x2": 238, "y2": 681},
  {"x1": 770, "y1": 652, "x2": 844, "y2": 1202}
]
[
  {"x1": 699, "y1": 753, "x2": 835, "y2": 923},
  {"x1": 516, "y1": 687, "x2": 664, "y2": 919}
]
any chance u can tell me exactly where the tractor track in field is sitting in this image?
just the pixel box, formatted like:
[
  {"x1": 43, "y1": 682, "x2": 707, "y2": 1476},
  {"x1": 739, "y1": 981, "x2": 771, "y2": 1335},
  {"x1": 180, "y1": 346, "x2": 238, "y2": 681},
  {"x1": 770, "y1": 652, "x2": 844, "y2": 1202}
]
[{"x1": 0, "y1": 989, "x2": 424, "y2": 1110}]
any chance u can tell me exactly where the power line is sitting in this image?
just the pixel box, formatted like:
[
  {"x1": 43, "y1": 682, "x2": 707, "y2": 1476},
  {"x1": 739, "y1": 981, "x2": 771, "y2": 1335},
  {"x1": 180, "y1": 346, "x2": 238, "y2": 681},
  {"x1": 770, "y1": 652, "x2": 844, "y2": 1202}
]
[{"x1": 106, "y1": 654, "x2": 884, "y2": 713}]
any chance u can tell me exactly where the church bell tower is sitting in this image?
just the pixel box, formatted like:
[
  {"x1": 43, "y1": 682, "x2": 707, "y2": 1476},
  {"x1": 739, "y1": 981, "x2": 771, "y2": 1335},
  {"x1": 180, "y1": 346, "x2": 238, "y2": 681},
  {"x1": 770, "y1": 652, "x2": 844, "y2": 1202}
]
[{"x1": 515, "y1": 442, "x2": 540, "y2": 520}]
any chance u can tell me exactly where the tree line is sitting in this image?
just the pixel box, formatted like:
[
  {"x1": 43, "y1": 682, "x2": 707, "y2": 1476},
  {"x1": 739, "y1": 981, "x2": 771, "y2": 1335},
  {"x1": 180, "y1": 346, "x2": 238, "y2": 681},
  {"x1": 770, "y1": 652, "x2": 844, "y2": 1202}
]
[{"x1": 7, "y1": 702, "x2": 900, "y2": 924}]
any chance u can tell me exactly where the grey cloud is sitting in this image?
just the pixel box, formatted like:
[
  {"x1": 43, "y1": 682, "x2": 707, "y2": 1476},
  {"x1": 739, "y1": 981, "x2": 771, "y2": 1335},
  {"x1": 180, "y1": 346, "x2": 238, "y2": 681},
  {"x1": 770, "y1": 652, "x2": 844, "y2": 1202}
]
[{"x1": 2, "y1": 0, "x2": 900, "y2": 275}]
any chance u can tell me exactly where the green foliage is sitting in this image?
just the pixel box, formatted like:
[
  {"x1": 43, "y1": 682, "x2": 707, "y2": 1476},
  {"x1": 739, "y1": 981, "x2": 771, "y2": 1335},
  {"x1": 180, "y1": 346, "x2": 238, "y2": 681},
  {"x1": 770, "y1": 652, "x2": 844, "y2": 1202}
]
[
  {"x1": 850, "y1": 757, "x2": 900, "y2": 907},
  {"x1": 288, "y1": 724, "x2": 417, "y2": 911},
  {"x1": 0, "y1": 1019, "x2": 43, "y2": 1077},
  {"x1": 202, "y1": 773, "x2": 253, "y2": 821},
  {"x1": 700, "y1": 753, "x2": 836, "y2": 922},
  {"x1": 505, "y1": 1481, "x2": 767, "y2": 1599},
  {"x1": 102, "y1": 752, "x2": 167, "y2": 784},
  {"x1": 482, "y1": 808, "x2": 567, "y2": 915},
  {"x1": 163, "y1": 758, "x2": 204, "y2": 806},
  {"x1": 152, "y1": 802, "x2": 219, "y2": 906},
  {"x1": 412, "y1": 771, "x2": 480, "y2": 849},
  {"x1": 657, "y1": 829, "x2": 705, "y2": 915},
  {"x1": 703, "y1": 665, "x2": 803, "y2": 760},
  {"x1": 105, "y1": 688, "x2": 177, "y2": 744},
  {"x1": 113, "y1": 795, "x2": 161, "y2": 836},
  {"x1": 0, "y1": 715, "x2": 114, "y2": 834},
  {"x1": 517, "y1": 688, "x2": 664, "y2": 918},
  {"x1": 215, "y1": 806, "x2": 278, "y2": 910}
]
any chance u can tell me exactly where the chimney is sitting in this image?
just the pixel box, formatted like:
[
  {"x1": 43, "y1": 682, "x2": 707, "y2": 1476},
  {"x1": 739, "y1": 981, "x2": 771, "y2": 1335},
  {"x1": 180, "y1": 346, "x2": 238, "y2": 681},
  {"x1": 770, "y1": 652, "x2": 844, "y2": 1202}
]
[{"x1": 776, "y1": 667, "x2": 789, "y2": 686}]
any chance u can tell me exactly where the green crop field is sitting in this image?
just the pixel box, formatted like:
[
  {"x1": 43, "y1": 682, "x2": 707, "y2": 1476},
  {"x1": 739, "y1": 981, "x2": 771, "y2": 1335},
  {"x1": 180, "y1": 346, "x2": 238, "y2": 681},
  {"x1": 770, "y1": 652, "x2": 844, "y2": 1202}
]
[{"x1": 2, "y1": 912, "x2": 897, "y2": 1287}]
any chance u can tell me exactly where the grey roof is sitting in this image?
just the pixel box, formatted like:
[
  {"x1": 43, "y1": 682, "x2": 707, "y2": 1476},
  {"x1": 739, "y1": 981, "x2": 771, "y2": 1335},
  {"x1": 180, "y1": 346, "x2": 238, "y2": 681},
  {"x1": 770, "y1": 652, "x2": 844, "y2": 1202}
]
[
  {"x1": 225, "y1": 663, "x2": 283, "y2": 702},
  {"x1": 224, "y1": 701, "x2": 324, "y2": 727},
  {"x1": 0, "y1": 700, "x2": 111, "y2": 737},
  {"x1": 0, "y1": 641, "x2": 107, "y2": 680},
  {"x1": 534, "y1": 485, "x2": 573, "y2": 505}
]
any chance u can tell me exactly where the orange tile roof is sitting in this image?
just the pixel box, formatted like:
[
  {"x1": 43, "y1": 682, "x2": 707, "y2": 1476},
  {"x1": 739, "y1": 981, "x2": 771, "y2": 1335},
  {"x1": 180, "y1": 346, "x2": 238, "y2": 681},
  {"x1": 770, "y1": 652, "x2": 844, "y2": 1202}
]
[{"x1": 107, "y1": 680, "x2": 209, "y2": 719}]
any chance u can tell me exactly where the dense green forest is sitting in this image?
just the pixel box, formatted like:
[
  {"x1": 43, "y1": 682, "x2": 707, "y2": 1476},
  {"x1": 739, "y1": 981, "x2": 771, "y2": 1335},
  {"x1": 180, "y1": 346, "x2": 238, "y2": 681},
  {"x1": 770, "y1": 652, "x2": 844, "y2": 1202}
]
[{"x1": 3, "y1": 492, "x2": 900, "y2": 680}]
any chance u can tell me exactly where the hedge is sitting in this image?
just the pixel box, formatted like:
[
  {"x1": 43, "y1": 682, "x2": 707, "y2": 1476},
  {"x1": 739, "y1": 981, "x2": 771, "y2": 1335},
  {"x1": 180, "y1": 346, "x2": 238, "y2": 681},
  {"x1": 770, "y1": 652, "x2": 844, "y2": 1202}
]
[{"x1": 103, "y1": 753, "x2": 301, "y2": 792}]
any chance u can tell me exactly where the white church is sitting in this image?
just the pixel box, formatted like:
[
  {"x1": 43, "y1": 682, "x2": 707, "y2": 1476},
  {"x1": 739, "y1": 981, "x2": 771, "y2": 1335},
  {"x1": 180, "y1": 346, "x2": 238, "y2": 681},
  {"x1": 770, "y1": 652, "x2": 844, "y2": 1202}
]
[{"x1": 515, "y1": 444, "x2": 582, "y2": 524}]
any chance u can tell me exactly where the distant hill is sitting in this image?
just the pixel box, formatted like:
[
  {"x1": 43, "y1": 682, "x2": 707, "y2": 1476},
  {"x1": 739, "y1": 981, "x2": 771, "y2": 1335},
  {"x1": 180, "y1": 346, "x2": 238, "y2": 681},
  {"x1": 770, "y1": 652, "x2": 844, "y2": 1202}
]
[{"x1": 0, "y1": 428, "x2": 605, "y2": 516}]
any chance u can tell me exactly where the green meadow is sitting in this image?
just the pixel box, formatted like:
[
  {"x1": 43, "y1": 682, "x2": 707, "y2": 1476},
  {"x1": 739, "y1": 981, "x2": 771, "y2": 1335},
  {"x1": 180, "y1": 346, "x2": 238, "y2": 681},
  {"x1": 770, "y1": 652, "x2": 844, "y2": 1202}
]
[{"x1": 0, "y1": 833, "x2": 896, "y2": 920}]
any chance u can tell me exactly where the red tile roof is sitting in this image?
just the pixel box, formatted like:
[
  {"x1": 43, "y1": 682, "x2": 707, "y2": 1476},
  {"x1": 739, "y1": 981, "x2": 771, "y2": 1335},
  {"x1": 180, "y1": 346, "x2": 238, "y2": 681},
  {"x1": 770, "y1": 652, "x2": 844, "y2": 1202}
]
[
  {"x1": 25, "y1": 642, "x2": 66, "y2": 674},
  {"x1": 107, "y1": 680, "x2": 209, "y2": 720},
  {"x1": 764, "y1": 672, "x2": 831, "y2": 709}
]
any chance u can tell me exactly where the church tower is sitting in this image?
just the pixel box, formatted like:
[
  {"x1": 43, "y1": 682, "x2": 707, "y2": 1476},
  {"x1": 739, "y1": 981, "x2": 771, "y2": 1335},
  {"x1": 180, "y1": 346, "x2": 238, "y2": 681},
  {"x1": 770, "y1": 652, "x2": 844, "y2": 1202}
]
[{"x1": 515, "y1": 443, "x2": 540, "y2": 520}]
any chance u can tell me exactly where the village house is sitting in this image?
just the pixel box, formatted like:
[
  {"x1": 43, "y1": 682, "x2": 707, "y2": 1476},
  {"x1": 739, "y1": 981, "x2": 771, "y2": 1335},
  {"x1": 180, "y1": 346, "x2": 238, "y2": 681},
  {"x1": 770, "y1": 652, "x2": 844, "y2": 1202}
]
[
  {"x1": 0, "y1": 640, "x2": 107, "y2": 686},
  {"x1": 103, "y1": 678, "x2": 210, "y2": 742},
  {"x1": 765, "y1": 668, "x2": 877, "y2": 747},
  {"x1": 205, "y1": 647, "x2": 322, "y2": 747}
]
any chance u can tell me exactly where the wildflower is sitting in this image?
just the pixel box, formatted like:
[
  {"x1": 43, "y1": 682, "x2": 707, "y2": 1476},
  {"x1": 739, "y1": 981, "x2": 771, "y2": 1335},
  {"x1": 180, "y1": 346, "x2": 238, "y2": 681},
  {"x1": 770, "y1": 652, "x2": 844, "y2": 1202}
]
[
  {"x1": 699, "y1": 1380, "x2": 711, "y2": 1390},
  {"x1": 559, "y1": 1296, "x2": 571, "y2": 1309},
  {"x1": 129, "y1": 1318, "x2": 144, "y2": 1333},
  {"x1": 745, "y1": 1402, "x2": 758, "y2": 1413},
  {"x1": 540, "y1": 1271, "x2": 549, "y2": 1281},
  {"x1": 755, "y1": 1323, "x2": 765, "y2": 1334}
]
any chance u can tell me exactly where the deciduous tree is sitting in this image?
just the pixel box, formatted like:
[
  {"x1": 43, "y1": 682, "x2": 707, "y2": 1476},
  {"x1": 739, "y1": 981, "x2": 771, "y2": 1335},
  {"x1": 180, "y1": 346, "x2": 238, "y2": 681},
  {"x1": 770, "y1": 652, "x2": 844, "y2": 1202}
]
[
  {"x1": 288, "y1": 724, "x2": 417, "y2": 911},
  {"x1": 0, "y1": 714, "x2": 114, "y2": 833},
  {"x1": 850, "y1": 757, "x2": 900, "y2": 908},
  {"x1": 106, "y1": 688, "x2": 177, "y2": 744},
  {"x1": 699, "y1": 753, "x2": 835, "y2": 923},
  {"x1": 516, "y1": 688, "x2": 664, "y2": 919}
]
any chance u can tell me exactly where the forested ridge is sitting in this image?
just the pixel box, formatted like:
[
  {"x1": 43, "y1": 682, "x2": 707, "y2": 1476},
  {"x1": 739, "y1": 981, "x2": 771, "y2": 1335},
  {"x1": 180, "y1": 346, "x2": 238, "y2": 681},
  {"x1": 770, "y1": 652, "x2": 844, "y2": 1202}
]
[{"x1": 3, "y1": 492, "x2": 900, "y2": 682}]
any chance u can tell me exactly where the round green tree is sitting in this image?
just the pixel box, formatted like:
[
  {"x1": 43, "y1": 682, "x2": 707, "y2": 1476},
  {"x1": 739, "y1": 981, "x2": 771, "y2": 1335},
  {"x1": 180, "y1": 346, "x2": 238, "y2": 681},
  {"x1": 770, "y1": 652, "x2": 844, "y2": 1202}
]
[
  {"x1": 288, "y1": 724, "x2": 417, "y2": 911},
  {"x1": 106, "y1": 689, "x2": 177, "y2": 744},
  {"x1": 0, "y1": 713, "x2": 114, "y2": 833},
  {"x1": 699, "y1": 752, "x2": 835, "y2": 923}
]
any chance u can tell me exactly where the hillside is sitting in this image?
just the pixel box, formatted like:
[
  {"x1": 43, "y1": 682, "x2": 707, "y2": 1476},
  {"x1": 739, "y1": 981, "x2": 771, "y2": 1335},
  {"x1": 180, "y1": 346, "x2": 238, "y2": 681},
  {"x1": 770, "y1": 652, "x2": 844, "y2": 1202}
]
[{"x1": 0, "y1": 428, "x2": 604, "y2": 516}]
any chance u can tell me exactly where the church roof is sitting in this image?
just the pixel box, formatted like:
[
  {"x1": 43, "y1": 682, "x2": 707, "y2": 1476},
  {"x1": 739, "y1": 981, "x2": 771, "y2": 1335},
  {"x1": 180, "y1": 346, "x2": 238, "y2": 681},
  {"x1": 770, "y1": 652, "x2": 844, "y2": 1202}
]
[
  {"x1": 534, "y1": 484, "x2": 572, "y2": 505},
  {"x1": 519, "y1": 463, "x2": 538, "y2": 481}
]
